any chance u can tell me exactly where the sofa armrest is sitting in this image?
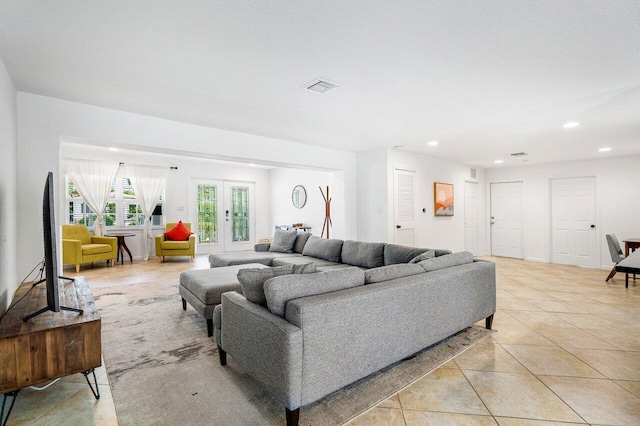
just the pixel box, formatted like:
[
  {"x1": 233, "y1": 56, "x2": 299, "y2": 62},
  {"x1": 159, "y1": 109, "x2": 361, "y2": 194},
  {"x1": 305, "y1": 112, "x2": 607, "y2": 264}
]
[
  {"x1": 155, "y1": 234, "x2": 165, "y2": 255},
  {"x1": 220, "y1": 292, "x2": 303, "y2": 410},
  {"x1": 62, "y1": 239, "x2": 82, "y2": 264},
  {"x1": 254, "y1": 243, "x2": 271, "y2": 252},
  {"x1": 188, "y1": 234, "x2": 196, "y2": 255}
]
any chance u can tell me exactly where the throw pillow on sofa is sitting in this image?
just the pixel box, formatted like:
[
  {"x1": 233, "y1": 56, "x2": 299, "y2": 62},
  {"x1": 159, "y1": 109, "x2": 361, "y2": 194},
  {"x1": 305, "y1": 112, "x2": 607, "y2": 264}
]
[
  {"x1": 237, "y1": 263, "x2": 316, "y2": 307},
  {"x1": 264, "y1": 267, "x2": 364, "y2": 317},
  {"x1": 302, "y1": 236, "x2": 343, "y2": 262},
  {"x1": 269, "y1": 229, "x2": 298, "y2": 253},
  {"x1": 164, "y1": 221, "x2": 193, "y2": 241},
  {"x1": 408, "y1": 249, "x2": 436, "y2": 264},
  {"x1": 364, "y1": 263, "x2": 425, "y2": 284},
  {"x1": 292, "y1": 231, "x2": 313, "y2": 254},
  {"x1": 383, "y1": 244, "x2": 453, "y2": 265},
  {"x1": 418, "y1": 251, "x2": 474, "y2": 272},
  {"x1": 341, "y1": 240, "x2": 385, "y2": 269}
]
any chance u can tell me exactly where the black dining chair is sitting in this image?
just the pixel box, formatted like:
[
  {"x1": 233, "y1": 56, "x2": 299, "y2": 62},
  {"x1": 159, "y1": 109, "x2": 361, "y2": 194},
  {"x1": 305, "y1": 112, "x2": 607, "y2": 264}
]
[{"x1": 605, "y1": 233, "x2": 626, "y2": 282}]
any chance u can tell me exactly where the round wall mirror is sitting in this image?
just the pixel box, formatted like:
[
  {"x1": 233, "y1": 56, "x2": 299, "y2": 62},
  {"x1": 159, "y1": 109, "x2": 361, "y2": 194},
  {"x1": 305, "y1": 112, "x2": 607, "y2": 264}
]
[{"x1": 292, "y1": 185, "x2": 307, "y2": 209}]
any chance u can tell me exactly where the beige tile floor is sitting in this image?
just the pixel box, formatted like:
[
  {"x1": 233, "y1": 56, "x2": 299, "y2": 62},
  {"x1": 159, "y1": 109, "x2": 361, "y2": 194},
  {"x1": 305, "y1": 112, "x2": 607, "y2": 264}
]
[
  {"x1": 5, "y1": 255, "x2": 639, "y2": 425},
  {"x1": 347, "y1": 257, "x2": 640, "y2": 426}
]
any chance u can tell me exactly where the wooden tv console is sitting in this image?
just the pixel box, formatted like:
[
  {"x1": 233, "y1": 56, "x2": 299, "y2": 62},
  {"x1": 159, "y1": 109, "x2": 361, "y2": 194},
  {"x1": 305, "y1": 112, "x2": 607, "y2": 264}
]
[{"x1": 0, "y1": 276, "x2": 101, "y2": 424}]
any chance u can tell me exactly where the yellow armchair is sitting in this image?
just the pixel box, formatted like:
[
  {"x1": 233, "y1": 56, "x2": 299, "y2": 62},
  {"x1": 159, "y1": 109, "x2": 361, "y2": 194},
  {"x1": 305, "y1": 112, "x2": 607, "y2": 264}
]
[
  {"x1": 155, "y1": 222, "x2": 196, "y2": 262},
  {"x1": 62, "y1": 224, "x2": 117, "y2": 273}
]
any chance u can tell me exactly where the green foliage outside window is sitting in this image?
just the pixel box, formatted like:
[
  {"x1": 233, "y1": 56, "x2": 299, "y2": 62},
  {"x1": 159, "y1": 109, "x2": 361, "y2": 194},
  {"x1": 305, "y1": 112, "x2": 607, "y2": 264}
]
[{"x1": 197, "y1": 184, "x2": 217, "y2": 243}]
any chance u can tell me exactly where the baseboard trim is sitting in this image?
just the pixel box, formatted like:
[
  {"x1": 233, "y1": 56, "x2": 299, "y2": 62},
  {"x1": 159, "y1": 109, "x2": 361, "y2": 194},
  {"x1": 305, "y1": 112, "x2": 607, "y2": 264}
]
[{"x1": 525, "y1": 257, "x2": 548, "y2": 263}]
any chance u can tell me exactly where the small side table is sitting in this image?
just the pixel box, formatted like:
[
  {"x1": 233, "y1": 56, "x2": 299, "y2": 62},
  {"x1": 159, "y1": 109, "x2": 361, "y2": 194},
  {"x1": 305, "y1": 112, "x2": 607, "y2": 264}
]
[{"x1": 105, "y1": 233, "x2": 136, "y2": 265}]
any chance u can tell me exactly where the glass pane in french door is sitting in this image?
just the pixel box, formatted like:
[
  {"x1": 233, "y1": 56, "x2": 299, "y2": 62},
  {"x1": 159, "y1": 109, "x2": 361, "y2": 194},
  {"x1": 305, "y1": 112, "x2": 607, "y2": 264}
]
[
  {"x1": 197, "y1": 184, "x2": 218, "y2": 243},
  {"x1": 231, "y1": 186, "x2": 250, "y2": 242}
]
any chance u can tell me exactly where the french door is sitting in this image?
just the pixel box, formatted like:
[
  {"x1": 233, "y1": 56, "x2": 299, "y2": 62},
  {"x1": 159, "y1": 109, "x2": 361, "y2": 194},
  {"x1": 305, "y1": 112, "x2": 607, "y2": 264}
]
[{"x1": 190, "y1": 179, "x2": 256, "y2": 253}]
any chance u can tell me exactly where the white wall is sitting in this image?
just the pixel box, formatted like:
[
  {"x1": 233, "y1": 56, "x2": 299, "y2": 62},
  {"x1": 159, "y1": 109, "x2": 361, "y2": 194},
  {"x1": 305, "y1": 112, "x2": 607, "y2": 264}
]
[
  {"x1": 356, "y1": 148, "x2": 488, "y2": 253},
  {"x1": 356, "y1": 148, "x2": 389, "y2": 243},
  {"x1": 269, "y1": 168, "x2": 346, "y2": 239},
  {"x1": 388, "y1": 149, "x2": 487, "y2": 253},
  {"x1": 17, "y1": 93, "x2": 357, "y2": 278},
  {"x1": 0, "y1": 57, "x2": 17, "y2": 312},
  {"x1": 485, "y1": 155, "x2": 640, "y2": 268}
]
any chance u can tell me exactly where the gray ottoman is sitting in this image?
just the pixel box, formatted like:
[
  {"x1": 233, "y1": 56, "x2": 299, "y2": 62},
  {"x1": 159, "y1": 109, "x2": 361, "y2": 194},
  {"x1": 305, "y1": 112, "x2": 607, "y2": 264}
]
[{"x1": 179, "y1": 263, "x2": 269, "y2": 336}]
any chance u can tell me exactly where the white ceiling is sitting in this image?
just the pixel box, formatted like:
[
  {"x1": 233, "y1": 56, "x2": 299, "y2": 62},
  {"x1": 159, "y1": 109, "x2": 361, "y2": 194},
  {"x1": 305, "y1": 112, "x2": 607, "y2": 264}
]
[{"x1": 1, "y1": 1, "x2": 638, "y2": 168}]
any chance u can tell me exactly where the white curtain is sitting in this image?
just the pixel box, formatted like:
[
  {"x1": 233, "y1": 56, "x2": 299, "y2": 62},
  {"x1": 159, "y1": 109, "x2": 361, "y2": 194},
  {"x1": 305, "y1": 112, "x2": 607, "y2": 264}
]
[
  {"x1": 126, "y1": 164, "x2": 169, "y2": 260},
  {"x1": 63, "y1": 158, "x2": 120, "y2": 236}
]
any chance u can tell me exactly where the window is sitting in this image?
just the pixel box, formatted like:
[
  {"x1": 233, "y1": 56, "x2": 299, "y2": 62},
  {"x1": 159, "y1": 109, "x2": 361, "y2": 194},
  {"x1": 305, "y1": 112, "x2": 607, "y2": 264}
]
[
  {"x1": 196, "y1": 184, "x2": 218, "y2": 243},
  {"x1": 66, "y1": 176, "x2": 163, "y2": 228},
  {"x1": 231, "y1": 186, "x2": 250, "y2": 242}
]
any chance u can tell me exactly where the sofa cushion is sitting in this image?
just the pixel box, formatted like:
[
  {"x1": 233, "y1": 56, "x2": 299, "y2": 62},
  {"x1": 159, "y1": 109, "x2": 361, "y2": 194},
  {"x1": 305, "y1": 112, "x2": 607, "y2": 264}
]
[
  {"x1": 237, "y1": 263, "x2": 316, "y2": 307},
  {"x1": 269, "y1": 229, "x2": 298, "y2": 253},
  {"x1": 179, "y1": 263, "x2": 268, "y2": 304},
  {"x1": 208, "y1": 251, "x2": 301, "y2": 268},
  {"x1": 383, "y1": 244, "x2": 431, "y2": 265},
  {"x1": 162, "y1": 240, "x2": 190, "y2": 250},
  {"x1": 165, "y1": 220, "x2": 193, "y2": 241},
  {"x1": 418, "y1": 251, "x2": 474, "y2": 272},
  {"x1": 264, "y1": 267, "x2": 365, "y2": 317},
  {"x1": 364, "y1": 263, "x2": 425, "y2": 284},
  {"x1": 272, "y1": 256, "x2": 341, "y2": 268},
  {"x1": 293, "y1": 232, "x2": 313, "y2": 254},
  {"x1": 408, "y1": 249, "x2": 436, "y2": 264},
  {"x1": 341, "y1": 240, "x2": 385, "y2": 269},
  {"x1": 302, "y1": 236, "x2": 343, "y2": 262},
  {"x1": 81, "y1": 244, "x2": 112, "y2": 255},
  {"x1": 383, "y1": 244, "x2": 452, "y2": 265}
]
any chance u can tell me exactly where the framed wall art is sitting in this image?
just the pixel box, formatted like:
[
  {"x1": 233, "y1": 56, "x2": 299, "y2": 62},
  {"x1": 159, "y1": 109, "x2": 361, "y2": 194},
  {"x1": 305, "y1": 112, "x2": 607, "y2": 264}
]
[{"x1": 434, "y1": 182, "x2": 454, "y2": 216}]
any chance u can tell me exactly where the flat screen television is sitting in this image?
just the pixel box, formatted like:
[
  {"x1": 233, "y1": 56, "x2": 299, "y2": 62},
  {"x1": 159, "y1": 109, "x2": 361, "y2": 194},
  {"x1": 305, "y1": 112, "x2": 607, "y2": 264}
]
[{"x1": 23, "y1": 172, "x2": 82, "y2": 322}]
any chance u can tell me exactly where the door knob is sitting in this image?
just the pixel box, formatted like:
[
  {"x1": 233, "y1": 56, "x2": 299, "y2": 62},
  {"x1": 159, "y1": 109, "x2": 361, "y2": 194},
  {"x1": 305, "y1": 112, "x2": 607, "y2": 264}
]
[
  {"x1": 590, "y1": 224, "x2": 595, "y2": 229},
  {"x1": 396, "y1": 225, "x2": 401, "y2": 229}
]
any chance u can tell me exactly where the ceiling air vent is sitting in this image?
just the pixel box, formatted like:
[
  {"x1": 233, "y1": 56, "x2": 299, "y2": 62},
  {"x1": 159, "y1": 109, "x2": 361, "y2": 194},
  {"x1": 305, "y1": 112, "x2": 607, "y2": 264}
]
[
  {"x1": 510, "y1": 152, "x2": 528, "y2": 157},
  {"x1": 303, "y1": 79, "x2": 340, "y2": 94}
]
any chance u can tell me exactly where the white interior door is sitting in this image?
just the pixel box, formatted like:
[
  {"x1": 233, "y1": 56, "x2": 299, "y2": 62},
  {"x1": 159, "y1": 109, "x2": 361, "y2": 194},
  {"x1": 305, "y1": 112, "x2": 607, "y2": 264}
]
[
  {"x1": 464, "y1": 181, "x2": 479, "y2": 255},
  {"x1": 551, "y1": 177, "x2": 596, "y2": 267},
  {"x1": 491, "y1": 181, "x2": 524, "y2": 258},
  {"x1": 394, "y1": 168, "x2": 416, "y2": 246},
  {"x1": 223, "y1": 181, "x2": 256, "y2": 251}
]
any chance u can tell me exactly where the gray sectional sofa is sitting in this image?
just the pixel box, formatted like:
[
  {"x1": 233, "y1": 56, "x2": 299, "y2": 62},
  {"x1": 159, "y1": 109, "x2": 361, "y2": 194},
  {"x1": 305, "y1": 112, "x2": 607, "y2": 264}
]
[
  {"x1": 211, "y1": 232, "x2": 496, "y2": 426},
  {"x1": 209, "y1": 232, "x2": 452, "y2": 270}
]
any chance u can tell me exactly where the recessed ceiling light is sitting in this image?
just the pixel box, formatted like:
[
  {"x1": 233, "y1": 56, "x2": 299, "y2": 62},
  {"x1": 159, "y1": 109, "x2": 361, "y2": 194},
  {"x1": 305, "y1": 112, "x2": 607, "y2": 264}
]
[
  {"x1": 598, "y1": 147, "x2": 611, "y2": 152},
  {"x1": 427, "y1": 140, "x2": 439, "y2": 146},
  {"x1": 108, "y1": 147, "x2": 119, "y2": 151},
  {"x1": 494, "y1": 160, "x2": 504, "y2": 164},
  {"x1": 563, "y1": 122, "x2": 580, "y2": 128},
  {"x1": 248, "y1": 163, "x2": 256, "y2": 167}
]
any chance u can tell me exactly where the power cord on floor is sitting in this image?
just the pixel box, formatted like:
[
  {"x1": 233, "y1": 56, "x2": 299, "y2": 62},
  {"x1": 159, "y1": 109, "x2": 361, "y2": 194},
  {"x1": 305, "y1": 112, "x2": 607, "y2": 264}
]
[
  {"x1": 0, "y1": 259, "x2": 46, "y2": 324},
  {"x1": 28, "y1": 378, "x2": 61, "y2": 391}
]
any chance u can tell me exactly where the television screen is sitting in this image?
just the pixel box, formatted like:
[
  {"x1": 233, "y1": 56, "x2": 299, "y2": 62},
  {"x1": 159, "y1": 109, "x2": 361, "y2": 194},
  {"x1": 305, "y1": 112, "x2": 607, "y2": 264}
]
[
  {"x1": 43, "y1": 171, "x2": 60, "y2": 312},
  {"x1": 23, "y1": 172, "x2": 64, "y2": 322}
]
